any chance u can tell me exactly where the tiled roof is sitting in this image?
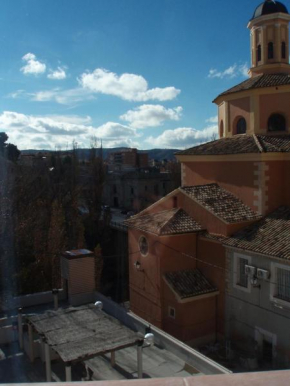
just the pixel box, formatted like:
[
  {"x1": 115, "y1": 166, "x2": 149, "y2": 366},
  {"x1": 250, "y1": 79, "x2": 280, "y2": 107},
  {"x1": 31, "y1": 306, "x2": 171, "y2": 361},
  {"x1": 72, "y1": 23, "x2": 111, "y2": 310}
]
[
  {"x1": 164, "y1": 269, "x2": 218, "y2": 299},
  {"x1": 180, "y1": 184, "x2": 260, "y2": 224},
  {"x1": 176, "y1": 134, "x2": 290, "y2": 156},
  {"x1": 224, "y1": 206, "x2": 290, "y2": 260},
  {"x1": 200, "y1": 232, "x2": 229, "y2": 243},
  {"x1": 124, "y1": 208, "x2": 204, "y2": 236},
  {"x1": 214, "y1": 74, "x2": 290, "y2": 101}
]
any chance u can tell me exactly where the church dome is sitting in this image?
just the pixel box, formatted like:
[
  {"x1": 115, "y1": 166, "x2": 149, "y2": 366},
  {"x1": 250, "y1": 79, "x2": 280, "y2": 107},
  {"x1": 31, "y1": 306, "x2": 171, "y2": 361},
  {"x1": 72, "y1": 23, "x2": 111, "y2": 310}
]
[{"x1": 252, "y1": 0, "x2": 289, "y2": 20}]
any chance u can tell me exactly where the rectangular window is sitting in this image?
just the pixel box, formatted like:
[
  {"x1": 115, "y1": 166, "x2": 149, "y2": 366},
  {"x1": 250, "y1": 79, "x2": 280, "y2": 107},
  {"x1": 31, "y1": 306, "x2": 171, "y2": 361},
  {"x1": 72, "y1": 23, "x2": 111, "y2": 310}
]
[
  {"x1": 275, "y1": 268, "x2": 290, "y2": 302},
  {"x1": 168, "y1": 307, "x2": 175, "y2": 319},
  {"x1": 233, "y1": 253, "x2": 251, "y2": 293},
  {"x1": 238, "y1": 258, "x2": 248, "y2": 288}
]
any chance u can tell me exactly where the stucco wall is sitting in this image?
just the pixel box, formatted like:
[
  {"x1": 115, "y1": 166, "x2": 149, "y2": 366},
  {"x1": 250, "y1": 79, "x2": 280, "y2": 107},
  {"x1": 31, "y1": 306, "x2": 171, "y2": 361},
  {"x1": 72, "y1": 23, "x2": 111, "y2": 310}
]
[
  {"x1": 197, "y1": 238, "x2": 226, "y2": 336},
  {"x1": 229, "y1": 97, "x2": 251, "y2": 135},
  {"x1": 128, "y1": 229, "x2": 162, "y2": 327},
  {"x1": 226, "y1": 248, "x2": 290, "y2": 366},
  {"x1": 259, "y1": 93, "x2": 290, "y2": 133},
  {"x1": 182, "y1": 161, "x2": 256, "y2": 213},
  {"x1": 162, "y1": 282, "x2": 217, "y2": 344}
]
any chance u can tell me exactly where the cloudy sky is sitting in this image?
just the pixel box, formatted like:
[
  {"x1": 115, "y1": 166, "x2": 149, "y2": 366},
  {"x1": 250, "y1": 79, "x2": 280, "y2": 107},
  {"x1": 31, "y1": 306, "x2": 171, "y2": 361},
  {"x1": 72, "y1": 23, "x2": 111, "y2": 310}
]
[{"x1": 0, "y1": 0, "x2": 256, "y2": 150}]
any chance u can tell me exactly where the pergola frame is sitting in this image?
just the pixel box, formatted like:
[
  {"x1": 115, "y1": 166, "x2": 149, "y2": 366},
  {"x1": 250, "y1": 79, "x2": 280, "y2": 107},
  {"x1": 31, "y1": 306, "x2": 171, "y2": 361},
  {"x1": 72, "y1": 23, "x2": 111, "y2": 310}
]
[{"x1": 23, "y1": 305, "x2": 144, "y2": 382}]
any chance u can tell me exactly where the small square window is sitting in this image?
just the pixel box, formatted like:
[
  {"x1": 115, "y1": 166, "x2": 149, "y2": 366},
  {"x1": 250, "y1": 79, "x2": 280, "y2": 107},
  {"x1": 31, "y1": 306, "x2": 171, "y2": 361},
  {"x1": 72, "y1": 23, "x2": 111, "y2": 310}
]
[{"x1": 169, "y1": 307, "x2": 175, "y2": 319}]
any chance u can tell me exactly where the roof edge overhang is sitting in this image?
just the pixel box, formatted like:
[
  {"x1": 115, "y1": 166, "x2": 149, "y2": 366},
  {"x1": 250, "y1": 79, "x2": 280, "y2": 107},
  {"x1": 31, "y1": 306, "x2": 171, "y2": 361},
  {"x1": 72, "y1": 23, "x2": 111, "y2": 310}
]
[
  {"x1": 248, "y1": 12, "x2": 290, "y2": 28},
  {"x1": 213, "y1": 76, "x2": 290, "y2": 105},
  {"x1": 163, "y1": 275, "x2": 219, "y2": 304},
  {"x1": 176, "y1": 153, "x2": 290, "y2": 163},
  {"x1": 223, "y1": 244, "x2": 290, "y2": 263}
]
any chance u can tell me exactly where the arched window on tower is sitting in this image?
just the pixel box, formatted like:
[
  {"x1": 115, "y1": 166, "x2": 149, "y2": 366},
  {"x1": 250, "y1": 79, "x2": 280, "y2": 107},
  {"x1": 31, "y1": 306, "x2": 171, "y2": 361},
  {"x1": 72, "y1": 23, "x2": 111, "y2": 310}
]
[
  {"x1": 268, "y1": 42, "x2": 274, "y2": 59},
  {"x1": 282, "y1": 42, "x2": 286, "y2": 59},
  {"x1": 268, "y1": 114, "x2": 286, "y2": 132},
  {"x1": 257, "y1": 44, "x2": 261, "y2": 63},
  {"x1": 236, "y1": 118, "x2": 247, "y2": 134},
  {"x1": 219, "y1": 120, "x2": 224, "y2": 138}
]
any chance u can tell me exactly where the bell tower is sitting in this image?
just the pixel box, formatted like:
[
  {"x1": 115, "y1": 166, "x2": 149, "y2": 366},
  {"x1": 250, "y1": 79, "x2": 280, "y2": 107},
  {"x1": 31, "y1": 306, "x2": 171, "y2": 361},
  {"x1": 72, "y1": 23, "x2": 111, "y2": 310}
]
[{"x1": 248, "y1": 0, "x2": 290, "y2": 77}]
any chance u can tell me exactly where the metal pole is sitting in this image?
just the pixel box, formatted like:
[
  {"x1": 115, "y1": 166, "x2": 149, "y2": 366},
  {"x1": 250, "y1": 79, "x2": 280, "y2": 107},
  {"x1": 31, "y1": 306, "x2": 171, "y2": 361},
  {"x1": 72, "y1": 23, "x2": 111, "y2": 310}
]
[
  {"x1": 18, "y1": 308, "x2": 23, "y2": 350},
  {"x1": 111, "y1": 351, "x2": 116, "y2": 367},
  {"x1": 44, "y1": 342, "x2": 51, "y2": 382},
  {"x1": 28, "y1": 324, "x2": 34, "y2": 362},
  {"x1": 65, "y1": 363, "x2": 72, "y2": 382},
  {"x1": 52, "y1": 289, "x2": 59, "y2": 310},
  {"x1": 137, "y1": 344, "x2": 143, "y2": 379}
]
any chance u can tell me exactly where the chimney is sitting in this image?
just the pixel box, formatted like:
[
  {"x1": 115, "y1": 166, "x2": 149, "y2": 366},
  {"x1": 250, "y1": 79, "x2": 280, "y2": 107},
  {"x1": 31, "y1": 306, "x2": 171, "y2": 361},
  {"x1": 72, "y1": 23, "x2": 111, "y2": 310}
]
[{"x1": 61, "y1": 249, "x2": 96, "y2": 306}]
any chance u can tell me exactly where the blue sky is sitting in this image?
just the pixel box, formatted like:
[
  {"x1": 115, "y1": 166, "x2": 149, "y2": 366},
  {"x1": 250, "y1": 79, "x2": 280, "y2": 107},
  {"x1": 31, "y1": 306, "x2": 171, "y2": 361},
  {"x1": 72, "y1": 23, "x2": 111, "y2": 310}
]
[{"x1": 0, "y1": 0, "x2": 263, "y2": 150}]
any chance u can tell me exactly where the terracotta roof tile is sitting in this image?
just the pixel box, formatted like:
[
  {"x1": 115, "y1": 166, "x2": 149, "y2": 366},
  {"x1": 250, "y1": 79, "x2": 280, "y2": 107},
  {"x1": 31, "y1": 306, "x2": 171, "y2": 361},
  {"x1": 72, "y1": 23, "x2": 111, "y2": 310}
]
[
  {"x1": 224, "y1": 206, "x2": 290, "y2": 260},
  {"x1": 180, "y1": 184, "x2": 260, "y2": 224},
  {"x1": 200, "y1": 232, "x2": 229, "y2": 243},
  {"x1": 124, "y1": 208, "x2": 204, "y2": 236},
  {"x1": 164, "y1": 269, "x2": 218, "y2": 299},
  {"x1": 214, "y1": 74, "x2": 290, "y2": 101},
  {"x1": 176, "y1": 134, "x2": 290, "y2": 156}
]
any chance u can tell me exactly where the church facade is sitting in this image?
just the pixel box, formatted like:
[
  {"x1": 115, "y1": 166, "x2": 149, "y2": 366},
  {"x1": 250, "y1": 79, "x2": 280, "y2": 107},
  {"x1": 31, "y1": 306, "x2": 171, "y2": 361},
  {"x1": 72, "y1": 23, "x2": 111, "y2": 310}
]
[{"x1": 126, "y1": 0, "x2": 290, "y2": 367}]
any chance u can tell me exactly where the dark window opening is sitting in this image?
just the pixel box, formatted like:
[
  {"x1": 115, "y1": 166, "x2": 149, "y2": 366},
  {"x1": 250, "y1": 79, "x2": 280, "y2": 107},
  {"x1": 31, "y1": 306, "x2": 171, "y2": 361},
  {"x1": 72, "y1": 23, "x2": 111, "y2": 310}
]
[
  {"x1": 169, "y1": 307, "x2": 175, "y2": 319},
  {"x1": 139, "y1": 236, "x2": 148, "y2": 256},
  {"x1": 268, "y1": 114, "x2": 286, "y2": 132},
  {"x1": 113, "y1": 184, "x2": 117, "y2": 194},
  {"x1": 236, "y1": 118, "x2": 247, "y2": 134},
  {"x1": 131, "y1": 187, "x2": 134, "y2": 195},
  {"x1": 257, "y1": 44, "x2": 261, "y2": 62},
  {"x1": 282, "y1": 42, "x2": 286, "y2": 59},
  {"x1": 268, "y1": 42, "x2": 274, "y2": 59},
  {"x1": 173, "y1": 196, "x2": 178, "y2": 208},
  {"x1": 238, "y1": 257, "x2": 248, "y2": 288}
]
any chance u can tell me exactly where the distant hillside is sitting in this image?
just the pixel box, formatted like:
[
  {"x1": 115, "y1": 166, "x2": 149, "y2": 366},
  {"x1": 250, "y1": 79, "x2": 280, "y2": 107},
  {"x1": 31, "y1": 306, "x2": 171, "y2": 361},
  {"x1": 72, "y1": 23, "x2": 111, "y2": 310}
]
[{"x1": 21, "y1": 148, "x2": 180, "y2": 161}]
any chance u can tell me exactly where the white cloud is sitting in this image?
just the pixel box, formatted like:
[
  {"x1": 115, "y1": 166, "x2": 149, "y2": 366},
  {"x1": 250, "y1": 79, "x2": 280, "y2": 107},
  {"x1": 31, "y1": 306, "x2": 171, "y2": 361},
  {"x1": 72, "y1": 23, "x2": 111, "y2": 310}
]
[
  {"x1": 102, "y1": 138, "x2": 140, "y2": 148},
  {"x1": 95, "y1": 122, "x2": 141, "y2": 148},
  {"x1": 146, "y1": 125, "x2": 218, "y2": 149},
  {"x1": 21, "y1": 53, "x2": 46, "y2": 75},
  {"x1": 79, "y1": 68, "x2": 180, "y2": 102},
  {"x1": 30, "y1": 87, "x2": 95, "y2": 105},
  {"x1": 206, "y1": 115, "x2": 218, "y2": 124},
  {"x1": 120, "y1": 105, "x2": 182, "y2": 129},
  {"x1": 208, "y1": 63, "x2": 248, "y2": 79},
  {"x1": 0, "y1": 111, "x2": 98, "y2": 149},
  {"x1": 96, "y1": 121, "x2": 138, "y2": 139},
  {"x1": 239, "y1": 63, "x2": 249, "y2": 78},
  {"x1": 47, "y1": 67, "x2": 67, "y2": 80}
]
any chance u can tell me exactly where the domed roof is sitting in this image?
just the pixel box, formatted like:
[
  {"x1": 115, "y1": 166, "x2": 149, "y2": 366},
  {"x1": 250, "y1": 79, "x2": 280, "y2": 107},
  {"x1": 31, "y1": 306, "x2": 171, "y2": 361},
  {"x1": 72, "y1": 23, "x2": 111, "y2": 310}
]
[{"x1": 252, "y1": 0, "x2": 288, "y2": 19}]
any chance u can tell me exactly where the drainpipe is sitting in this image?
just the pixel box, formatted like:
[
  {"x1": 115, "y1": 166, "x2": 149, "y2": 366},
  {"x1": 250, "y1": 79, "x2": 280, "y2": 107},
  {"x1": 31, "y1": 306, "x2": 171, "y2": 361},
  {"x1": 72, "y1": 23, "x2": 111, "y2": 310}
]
[
  {"x1": 52, "y1": 289, "x2": 59, "y2": 310},
  {"x1": 18, "y1": 308, "x2": 23, "y2": 350}
]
